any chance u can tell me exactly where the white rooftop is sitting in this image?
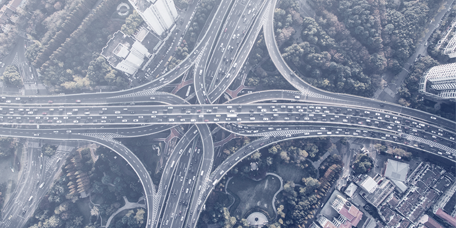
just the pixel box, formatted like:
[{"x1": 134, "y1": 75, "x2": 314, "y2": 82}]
[
  {"x1": 384, "y1": 159, "x2": 409, "y2": 182},
  {"x1": 360, "y1": 176, "x2": 377, "y2": 194}
]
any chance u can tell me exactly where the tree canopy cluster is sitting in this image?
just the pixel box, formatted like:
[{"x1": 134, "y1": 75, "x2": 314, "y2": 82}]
[
  {"x1": 168, "y1": 40, "x2": 190, "y2": 70},
  {"x1": 111, "y1": 208, "x2": 146, "y2": 228},
  {"x1": 121, "y1": 11, "x2": 144, "y2": 36},
  {"x1": 24, "y1": 0, "x2": 128, "y2": 93},
  {"x1": 275, "y1": 0, "x2": 440, "y2": 96},
  {"x1": 274, "y1": 154, "x2": 342, "y2": 227},
  {"x1": 0, "y1": 25, "x2": 18, "y2": 60},
  {"x1": 25, "y1": 146, "x2": 144, "y2": 228},
  {"x1": 202, "y1": 137, "x2": 335, "y2": 227},
  {"x1": 352, "y1": 153, "x2": 373, "y2": 174},
  {"x1": 183, "y1": 0, "x2": 220, "y2": 50},
  {"x1": 42, "y1": 144, "x2": 57, "y2": 157},
  {"x1": 1, "y1": 65, "x2": 23, "y2": 88},
  {"x1": 0, "y1": 137, "x2": 16, "y2": 157}
]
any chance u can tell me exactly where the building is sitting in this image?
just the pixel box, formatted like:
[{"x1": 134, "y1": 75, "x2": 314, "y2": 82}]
[
  {"x1": 384, "y1": 159, "x2": 409, "y2": 182},
  {"x1": 344, "y1": 182, "x2": 358, "y2": 198},
  {"x1": 418, "y1": 214, "x2": 444, "y2": 228},
  {"x1": 129, "y1": 0, "x2": 178, "y2": 36},
  {"x1": 359, "y1": 175, "x2": 378, "y2": 194},
  {"x1": 101, "y1": 31, "x2": 151, "y2": 75},
  {"x1": 317, "y1": 216, "x2": 337, "y2": 228},
  {"x1": 435, "y1": 208, "x2": 456, "y2": 227},
  {"x1": 419, "y1": 63, "x2": 456, "y2": 100},
  {"x1": 358, "y1": 177, "x2": 395, "y2": 207},
  {"x1": 330, "y1": 195, "x2": 363, "y2": 228},
  {"x1": 444, "y1": 33, "x2": 456, "y2": 58},
  {"x1": 0, "y1": 0, "x2": 22, "y2": 24}
]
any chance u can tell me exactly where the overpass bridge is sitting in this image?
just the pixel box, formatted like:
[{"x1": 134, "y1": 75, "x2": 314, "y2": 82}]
[{"x1": 1, "y1": 0, "x2": 455, "y2": 227}]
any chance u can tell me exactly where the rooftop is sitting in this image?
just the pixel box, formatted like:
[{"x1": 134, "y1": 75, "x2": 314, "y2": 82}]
[
  {"x1": 344, "y1": 182, "x2": 358, "y2": 198},
  {"x1": 360, "y1": 175, "x2": 378, "y2": 193},
  {"x1": 419, "y1": 214, "x2": 443, "y2": 228},
  {"x1": 384, "y1": 159, "x2": 409, "y2": 182},
  {"x1": 359, "y1": 178, "x2": 395, "y2": 207},
  {"x1": 129, "y1": 0, "x2": 152, "y2": 12},
  {"x1": 435, "y1": 208, "x2": 456, "y2": 227}
]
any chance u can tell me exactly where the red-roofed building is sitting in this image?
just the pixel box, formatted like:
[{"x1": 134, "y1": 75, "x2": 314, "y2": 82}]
[
  {"x1": 317, "y1": 216, "x2": 337, "y2": 228},
  {"x1": 419, "y1": 214, "x2": 443, "y2": 228},
  {"x1": 435, "y1": 208, "x2": 456, "y2": 227},
  {"x1": 331, "y1": 195, "x2": 364, "y2": 227}
]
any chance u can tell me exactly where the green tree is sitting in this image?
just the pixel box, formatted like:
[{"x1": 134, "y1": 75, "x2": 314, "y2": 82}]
[
  {"x1": 352, "y1": 154, "x2": 373, "y2": 174},
  {"x1": 43, "y1": 144, "x2": 57, "y2": 156},
  {"x1": 121, "y1": 11, "x2": 144, "y2": 35},
  {"x1": 1, "y1": 65, "x2": 23, "y2": 87}
]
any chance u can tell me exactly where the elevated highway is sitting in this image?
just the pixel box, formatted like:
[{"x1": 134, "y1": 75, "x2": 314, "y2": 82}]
[{"x1": 1, "y1": 0, "x2": 455, "y2": 227}]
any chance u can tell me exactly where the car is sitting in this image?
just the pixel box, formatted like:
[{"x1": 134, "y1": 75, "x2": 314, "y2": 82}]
[
  {"x1": 224, "y1": 28, "x2": 227, "y2": 32},
  {"x1": 75, "y1": 100, "x2": 81, "y2": 103},
  {"x1": 48, "y1": 100, "x2": 53, "y2": 103}
]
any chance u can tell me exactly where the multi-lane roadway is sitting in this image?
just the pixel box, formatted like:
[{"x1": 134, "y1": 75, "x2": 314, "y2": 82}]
[{"x1": 1, "y1": 0, "x2": 455, "y2": 227}]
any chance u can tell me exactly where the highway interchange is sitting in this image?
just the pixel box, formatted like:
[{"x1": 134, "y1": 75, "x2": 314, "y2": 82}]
[{"x1": 1, "y1": 0, "x2": 455, "y2": 227}]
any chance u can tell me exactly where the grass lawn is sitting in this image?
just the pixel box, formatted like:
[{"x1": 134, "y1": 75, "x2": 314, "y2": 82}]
[
  {"x1": 227, "y1": 174, "x2": 281, "y2": 218},
  {"x1": 276, "y1": 161, "x2": 316, "y2": 183}
]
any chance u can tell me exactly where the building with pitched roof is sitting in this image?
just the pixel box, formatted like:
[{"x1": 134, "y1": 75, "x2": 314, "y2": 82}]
[{"x1": 384, "y1": 159, "x2": 409, "y2": 182}]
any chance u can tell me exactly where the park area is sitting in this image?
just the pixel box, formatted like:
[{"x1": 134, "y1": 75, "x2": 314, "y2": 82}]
[{"x1": 227, "y1": 174, "x2": 282, "y2": 219}]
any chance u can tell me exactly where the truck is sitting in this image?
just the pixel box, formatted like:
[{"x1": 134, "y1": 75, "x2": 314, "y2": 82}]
[
  {"x1": 227, "y1": 114, "x2": 237, "y2": 118},
  {"x1": 28, "y1": 196, "x2": 33, "y2": 202},
  {"x1": 171, "y1": 161, "x2": 175, "y2": 168},
  {"x1": 39, "y1": 183, "x2": 44, "y2": 189}
]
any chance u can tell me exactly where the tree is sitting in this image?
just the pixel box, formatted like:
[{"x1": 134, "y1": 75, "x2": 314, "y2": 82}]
[
  {"x1": 302, "y1": 177, "x2": 320, "y2": 194},
  {"x1": 134, "y1": 209, "x2": 145, "y2": 225},
  {"x1": 43, "y1": 144, "x2": 57, "y2": 156},
  {"x1": 353, "y1": 154, "x2": 373, "y2": 174},
  {"x1": 251, "y1": 151, "x2": 261, "y2": 160},
  {"x1": 90, "y1": 206, "x2": 99, "y2": 217},
  {"x1": 1, "y1": 65, "x2": 23, "y2": 88},
  {"x1": 121, "y1": 11, "x2": 144, "y2": 35},
  {"x1": 280, "y1": 151, "x2": 290, "y2": 163},
  {"x1": 0, "y1": 137, "x2": 15, "y2": 157}
]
